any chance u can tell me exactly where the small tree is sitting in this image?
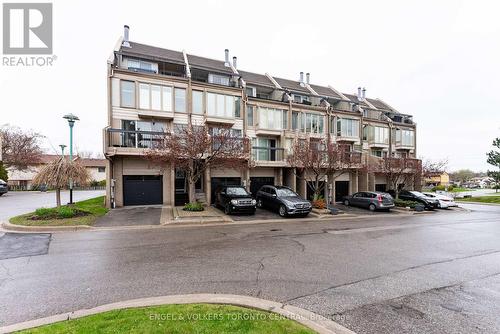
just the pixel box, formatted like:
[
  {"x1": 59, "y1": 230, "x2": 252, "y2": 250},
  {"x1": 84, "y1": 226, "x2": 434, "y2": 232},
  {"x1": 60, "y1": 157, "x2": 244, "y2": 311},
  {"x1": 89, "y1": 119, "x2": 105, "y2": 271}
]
[
  {"x1": 0, "y1": 161, "x2": 8, "y2": 181},
  {"x1": 32, "y1": 157, "x2": 90, "y2": 207},
  {"x1": 487, "y1": 138, "x2": 500, "y2": 192},
  {"x1": 422, "y1": 158, "x2": 448, "y2": 179},
  {"x1": 146, "y1": 124, "x2": 250, "y2": 204},
  {"x1": 449, "y1": 169, "x2": 474, "y2": 185},
  {"x1": 287, "y1": 138, "x2": 361, "y2": 203},
  {"x1": 0, "y1": 125, "x2": 43, "y2": 170},
  {"x1": 375, "y1": 156, "x2": 422, "y2": 199}
]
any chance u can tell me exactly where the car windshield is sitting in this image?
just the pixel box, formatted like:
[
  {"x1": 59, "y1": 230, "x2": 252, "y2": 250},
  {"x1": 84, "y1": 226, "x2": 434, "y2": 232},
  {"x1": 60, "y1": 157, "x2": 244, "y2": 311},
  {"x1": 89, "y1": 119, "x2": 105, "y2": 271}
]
[
  {"x1": 410, "y1": 191, "x2": 426, "y2": 198},
  {"x1": 276, "y1": 188, "x2": 297, "y2": 197},
  {"x1": 226, "y1": 187, "x2": 248, "y2": 196}
]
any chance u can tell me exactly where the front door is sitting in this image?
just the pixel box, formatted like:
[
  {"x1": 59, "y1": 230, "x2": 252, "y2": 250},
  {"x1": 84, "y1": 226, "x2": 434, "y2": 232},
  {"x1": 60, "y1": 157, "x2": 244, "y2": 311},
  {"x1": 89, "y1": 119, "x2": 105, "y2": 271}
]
[
  {"x1": 335, "y1": 181, "x2": 349, "y2": 202},
  {"x1": 174, "y1": 169, "x2": 188, "y2": 206}
]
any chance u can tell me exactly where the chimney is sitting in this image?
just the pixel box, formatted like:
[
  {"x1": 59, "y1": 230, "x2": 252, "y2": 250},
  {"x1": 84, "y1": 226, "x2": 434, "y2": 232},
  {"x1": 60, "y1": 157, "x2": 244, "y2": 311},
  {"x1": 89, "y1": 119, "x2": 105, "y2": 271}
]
[
  {"x1": 232, "y1": 56, "x2": 237, "y2": 69},
  {"x1": 224, "y1": 49, "x2": 230, "y2": 66},
  {"x1": 306, "y1": 73, "x2": 310, "y2": 85},
  {"x1": 362, "y1": 87, "x2": 366, "y2": 100},
  {"x1": 357, "y1": 87, "x2": 362, "y2": 101},
  {"x1": 122, "y1": 25, "x2": 130, "y2": 48},
  {"x1": 299, "y1": 72, "x2": 304, "y2": 86}
]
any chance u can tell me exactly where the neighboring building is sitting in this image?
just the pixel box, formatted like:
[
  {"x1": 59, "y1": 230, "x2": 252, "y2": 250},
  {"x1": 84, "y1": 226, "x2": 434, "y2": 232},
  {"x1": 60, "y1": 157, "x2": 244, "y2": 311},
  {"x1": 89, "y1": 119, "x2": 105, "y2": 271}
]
[
  {"x1": 424, "y1": 172, "x2": 450, "y2": 187},
  {"x1": 7, "y1": 154, "x2": 106, "y2": 189},
  {"x1": 104, "y1": 25, "x2": 419, "y2": 208}
]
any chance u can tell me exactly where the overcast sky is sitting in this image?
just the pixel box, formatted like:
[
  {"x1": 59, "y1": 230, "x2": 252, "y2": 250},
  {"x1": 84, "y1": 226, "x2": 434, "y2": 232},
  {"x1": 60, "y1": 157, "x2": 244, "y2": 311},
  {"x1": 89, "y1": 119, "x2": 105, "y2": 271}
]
[{"x1": 1, "y1": 0, "x2": 499, "y2": 171}]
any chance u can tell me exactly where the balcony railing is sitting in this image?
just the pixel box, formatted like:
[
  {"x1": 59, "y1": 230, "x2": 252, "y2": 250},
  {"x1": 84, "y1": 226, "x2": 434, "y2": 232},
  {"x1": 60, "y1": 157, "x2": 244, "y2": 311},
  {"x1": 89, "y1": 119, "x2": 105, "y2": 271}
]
[
  {"x1": 342, "y1": 151, "x2": 362, "y2": 164},
  {"x1": 363, "y1": 109, "x2": 390, "y2": 121},
  {"x1": 252, "y1": 146, "x2": 285, "y2": 162},
  {"x1": 106, "y1": 128, "x2": 168, "y2": 149}
]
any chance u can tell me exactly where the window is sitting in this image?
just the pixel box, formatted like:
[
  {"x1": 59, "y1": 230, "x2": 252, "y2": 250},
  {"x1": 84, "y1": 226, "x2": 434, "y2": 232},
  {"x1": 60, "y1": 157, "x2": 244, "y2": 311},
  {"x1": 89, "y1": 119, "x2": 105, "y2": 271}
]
[
  {"x1": 252, "y1": 137, "x2": 278, "y2": 161},
  {"x1": 247, "y1": 106, "x2": 254, "y2": 126},
  {"x1": 139, "y1": 84, "x2": 149, "y2": 109},
  {"x1": 120, "y1": 81, "x2": 135, "y2": 108},
  {"x1": 397, "y1": 129, "x2": 414, "y2": 146},
  {"x1": 97, "y1": 167, "x2": 105, "y2": 173},
  {"x1": 293, "y1": 94, "x2": 309, "y2": 103},
  {"x1": 372, "y1": 126, "x2": 389, "y2": 144},
  {"x1": 246, "y1": 87, "x2": 256, "y2": 97},
  {"x1": 192, "y1": 90, "x2": 204, "y2": 114},
  {"x1": 208, "y1": 73, "x2": 230, "y2": 86},
  {"x1": 207, "y1": 92, "x2": 237, "y2": 118},
  {"x1": 121, "y1": 120, "x2": 164, "y2": 148},
  {"x1": 293, "y1": 112, "x2": 324, "y2": 134},
  {"x1": 174, "y1": 88, "x2": 186, "y2": 112},
  {"x1": 127, "y1": 59, "x2": 156, "y2": 73},
  {"x1": 151, "y1": 85, "x2": 161, "y2": 110},
  {"x1": 371, "y1": 149, "x2": 382, "y2": 157},
  {"x1": 234, "y1": 97, "x2": 241, "y2": 118},
  {"x1": 292, "y1": 112, "x2": 299, "y2": 130},
  {"x1": 162, "y1": 87, "x2": 173, "y2": 111},
  {"x1": 337, "y1": 118, "x2": 360, "y2": 137},
  {"x1": 258, "y1": 108, "x2": 286, "y2": 130}
]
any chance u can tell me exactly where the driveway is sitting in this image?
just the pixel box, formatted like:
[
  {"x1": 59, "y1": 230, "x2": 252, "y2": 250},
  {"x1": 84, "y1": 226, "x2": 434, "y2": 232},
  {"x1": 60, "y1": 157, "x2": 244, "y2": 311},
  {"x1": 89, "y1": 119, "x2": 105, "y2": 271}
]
[
  {"x1": 1, "y1": 207, "x2": 500, "y2": 333},
  {"x1": 94, "y1": 206, "x2": 162, "y2": 227},
  {"x1": 0, "y1": 190, "x2": 105, "y2": 221}
]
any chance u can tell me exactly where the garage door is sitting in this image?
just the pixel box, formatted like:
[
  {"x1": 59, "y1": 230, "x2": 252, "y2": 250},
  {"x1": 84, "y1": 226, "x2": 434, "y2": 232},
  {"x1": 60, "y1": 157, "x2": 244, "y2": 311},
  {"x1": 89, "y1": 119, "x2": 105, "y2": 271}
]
[
  {"x1": 123, "y1": 175, "x2": 163, "y2": 206},
  {"x1": 211, "y1": 177, "x2": 241, "y2": 204},
  {"x1": 250, "y1": 177, "x2": 274, "y2": 197}
]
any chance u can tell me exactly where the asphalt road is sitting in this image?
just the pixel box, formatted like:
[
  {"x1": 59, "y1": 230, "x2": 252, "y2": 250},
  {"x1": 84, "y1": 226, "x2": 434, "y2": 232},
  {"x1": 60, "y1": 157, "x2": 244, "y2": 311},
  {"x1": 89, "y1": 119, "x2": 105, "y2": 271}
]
[
  {"x1": 0, "y1": 190, "x2": 105, "y2": 221},
  {"x1": 1, "y1": 204, "x2": 500, "y2": 333}
]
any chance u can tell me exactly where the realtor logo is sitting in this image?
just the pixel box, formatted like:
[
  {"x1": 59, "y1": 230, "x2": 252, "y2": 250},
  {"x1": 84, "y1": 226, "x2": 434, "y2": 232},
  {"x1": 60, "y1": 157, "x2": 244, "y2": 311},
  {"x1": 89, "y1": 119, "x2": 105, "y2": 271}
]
[{"x1": 3, "y1": 3, "x2": 53, "y2": 54}]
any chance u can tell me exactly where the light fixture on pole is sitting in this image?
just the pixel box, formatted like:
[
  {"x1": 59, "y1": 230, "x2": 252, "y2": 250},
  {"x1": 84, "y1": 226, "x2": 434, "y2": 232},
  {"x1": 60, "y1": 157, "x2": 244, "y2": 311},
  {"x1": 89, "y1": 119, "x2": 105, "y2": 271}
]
[
  {"x1": 63, "y1": 113, "x2": 79, "y2": 204},
  {"x1": 59, "y1": 144, "x2": 66, "y2": 156}
]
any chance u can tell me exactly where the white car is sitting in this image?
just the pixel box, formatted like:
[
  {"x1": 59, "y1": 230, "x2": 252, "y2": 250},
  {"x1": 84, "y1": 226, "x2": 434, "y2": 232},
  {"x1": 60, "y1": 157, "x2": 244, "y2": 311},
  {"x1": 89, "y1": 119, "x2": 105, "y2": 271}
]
[{"x1": 423, "y1": 192, "x2": 457, "y2": 208}]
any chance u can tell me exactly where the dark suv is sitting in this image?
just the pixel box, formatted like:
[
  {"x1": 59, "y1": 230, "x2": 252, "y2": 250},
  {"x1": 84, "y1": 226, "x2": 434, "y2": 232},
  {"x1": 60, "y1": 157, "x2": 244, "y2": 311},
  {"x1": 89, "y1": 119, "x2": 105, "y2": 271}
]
[
  {"x1": 256, "y1": 185, "x2": 311, "y2": 217},
  {"x1": 389, "y1": 190, "x2": 439, "y2": 209},
  {"x1": 0, "y1": 179, "x2": 8, "y2": 196},
  {"x1": 214, "y1": 185, "x2": 256, "y2": 215}
]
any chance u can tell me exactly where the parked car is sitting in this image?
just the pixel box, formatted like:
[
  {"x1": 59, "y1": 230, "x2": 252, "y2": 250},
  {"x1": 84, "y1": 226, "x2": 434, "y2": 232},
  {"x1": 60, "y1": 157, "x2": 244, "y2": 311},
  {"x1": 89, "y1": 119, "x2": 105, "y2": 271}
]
[
  {"x1": 0, "y1": 179, "x2": 8, "y2": 196},
  {"x1": 343, "y1": 191, "x2": 395, "y2": 211},
  {"x1": 423, "y1": 192, "x2": 457, "y2": 208},
  {"x1": 389, "y1": 190, "x2": 439, "y2": 210},
  {"x1": 214, "y1": 185, "x2": 256, "y2": 215},
  {"x1": 256, "y1": 185, "x2": 311, "y2": 217}
]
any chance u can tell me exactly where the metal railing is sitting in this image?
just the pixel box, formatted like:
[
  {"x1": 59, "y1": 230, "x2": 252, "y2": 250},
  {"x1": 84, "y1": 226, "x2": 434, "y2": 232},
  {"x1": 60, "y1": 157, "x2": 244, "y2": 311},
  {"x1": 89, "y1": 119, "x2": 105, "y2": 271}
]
[
  {"x1": 106, "y1": 128, "x2": 168, "y2": 149},
  {"x1": 252, "y1": 146, "x2": 285, "y2": 162}
]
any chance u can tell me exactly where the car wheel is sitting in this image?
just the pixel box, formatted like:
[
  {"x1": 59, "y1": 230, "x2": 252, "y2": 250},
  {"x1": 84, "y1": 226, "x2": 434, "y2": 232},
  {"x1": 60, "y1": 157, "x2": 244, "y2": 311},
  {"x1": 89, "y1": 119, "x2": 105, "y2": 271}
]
[
  {"x1": 279, "y1": 205, "x2": 287, "y2": 217},
  {"x1": 224, "y1": 205, "x2": 231, "y2": 215},
  {"x1": 344, "y1": 199, "x2": 350, "y2": 206},
  {"x1": 437, "y1": 202, "x2": 441, "y2": 208},
  {"x1": 257, "y1": 198, "x2": 263, "y2": 208},
  {"x1": 369, "y1": 204, "x2": 376, "y2": 212}
]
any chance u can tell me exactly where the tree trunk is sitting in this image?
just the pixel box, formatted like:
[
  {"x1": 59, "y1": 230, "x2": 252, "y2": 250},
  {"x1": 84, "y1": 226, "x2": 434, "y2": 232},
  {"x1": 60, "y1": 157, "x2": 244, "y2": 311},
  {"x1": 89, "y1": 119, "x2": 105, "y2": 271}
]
[
  {"x1": 56, "y1": 188, "x2": 61, "y2": 207},
  {"x1": 188, "y1": 178, "x2": 196, "y2": 203}
]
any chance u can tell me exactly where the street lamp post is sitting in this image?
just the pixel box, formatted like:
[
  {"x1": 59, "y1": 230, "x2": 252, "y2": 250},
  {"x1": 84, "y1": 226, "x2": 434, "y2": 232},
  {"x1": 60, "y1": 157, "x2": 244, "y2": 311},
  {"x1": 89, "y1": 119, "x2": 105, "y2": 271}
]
[
  {"x1": 59, "y1": 144, "x2": 66, "y2": 156},
  {"x1": 63, "y1": 113, "x2": 79, "y2": 204}
]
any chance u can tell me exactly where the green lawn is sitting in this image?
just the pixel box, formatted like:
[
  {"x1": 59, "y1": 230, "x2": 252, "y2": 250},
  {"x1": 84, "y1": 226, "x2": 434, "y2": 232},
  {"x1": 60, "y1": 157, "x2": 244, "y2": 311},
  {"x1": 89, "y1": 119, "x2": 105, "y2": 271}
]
[
  {"x1": 16, "y1": 304, "x2": 315, "y2": 334},
  {"x1": 9, "y1": 196, "x2": 108, "y2": 226},
  {"x1": 457, "y1": 195, "x2": 500, "y2": 204},
  {"x1": 449, "y1": 187, "x2": 474, "y2": 193}
]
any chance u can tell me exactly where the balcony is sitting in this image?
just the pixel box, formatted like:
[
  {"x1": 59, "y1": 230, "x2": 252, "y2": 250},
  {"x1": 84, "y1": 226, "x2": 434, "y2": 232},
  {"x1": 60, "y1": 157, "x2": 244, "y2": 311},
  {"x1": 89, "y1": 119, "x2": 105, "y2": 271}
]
[
  {"x1": 363, "y1": 109, "x2": 390, "y2": 121},
  {"x1": 252, "y1": 146, "x2": 285, "y2": 166},
  {"x1": 342, "y1": 151, "x2": 362, "y2": 164},
  {"x1": 394, "y1": 140, "x2": 415, "y2": 150},
  {"x1": 137, "y1": 109, "x2": 174, "y2": 120},
  {"x1": 105, "y1": 128, "x2": 168, "y2": 156}
]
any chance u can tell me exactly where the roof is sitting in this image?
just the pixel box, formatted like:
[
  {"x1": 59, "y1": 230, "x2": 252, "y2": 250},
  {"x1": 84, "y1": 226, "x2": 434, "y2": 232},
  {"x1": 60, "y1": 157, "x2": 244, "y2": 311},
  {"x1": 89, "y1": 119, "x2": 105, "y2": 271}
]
[
  {"x1": 76, "y1": 158, "x2": 107, "y2": 168},
  {"x1": 366, "y1": 98, "x2": 395, "y2": 111},
  {"x1": 343, "y1": 94, "x2": 370, "y2": 107},
  {"x1": 122, "y1": 42, "x2": 185, "y2": 64},
  {"x1": 238, "y1": 70, "x2": 275, "y2": 87},
  {"x1": 308, "y1": 84, "x2": 342, "y2": 99},
  {"x1": 186, "y1": 53, "x2": 233, "y2": 74},
  {"x1": 273, "y1": 77, "x2": 310, "y2": 93}
]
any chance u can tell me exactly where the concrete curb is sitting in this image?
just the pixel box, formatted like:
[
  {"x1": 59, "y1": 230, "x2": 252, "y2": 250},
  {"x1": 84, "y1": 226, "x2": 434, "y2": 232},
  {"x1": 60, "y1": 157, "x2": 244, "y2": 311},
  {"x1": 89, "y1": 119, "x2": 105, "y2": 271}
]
[
  {"x1": 2, "y1": 221, "x2": 92, "y2": 232},
  {"x1": 0, "y1": 294, "x2": 356, "y2": 334},
  {"x1": 456, "y1": 201, "x2": 500, "y2": 206}
]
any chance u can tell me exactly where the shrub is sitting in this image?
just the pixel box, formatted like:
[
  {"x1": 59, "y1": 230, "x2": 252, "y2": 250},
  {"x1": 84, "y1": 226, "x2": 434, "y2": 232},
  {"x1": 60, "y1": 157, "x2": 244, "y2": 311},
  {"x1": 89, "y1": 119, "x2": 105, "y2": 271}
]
[
  {"x1": 394, "y1": 199, "x2": 420, "y2": 209},
  {"x1": 312, "y1": 198, "x2": 326, "y2": 209},
  {"x1": 0, "y1": 161, "x2": 8, "y2": 181},
  {"x1": 57, "y1": 206, "x2": 77, "y2": 218},
  {"x1": 183, "y1": 202, "x2": 204, "y2": 211},
  {"x1": 35, "y1": 207, "x2": 58, "y2": 218},
  {"x1": 34, "y1": 206, "x2": 81, "y2": 219}
]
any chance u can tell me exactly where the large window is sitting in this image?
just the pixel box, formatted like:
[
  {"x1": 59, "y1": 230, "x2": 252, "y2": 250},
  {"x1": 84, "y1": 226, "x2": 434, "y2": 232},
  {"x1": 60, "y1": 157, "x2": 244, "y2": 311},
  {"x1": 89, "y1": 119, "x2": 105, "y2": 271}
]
[
  {"x1": 162, "y1": 87, "x2": 172, "y2": 111},
  {"x1": 121, "y1": 120, "x2": 164, "y2": 148},
  {"x1": 247, "y1": 106, "x2": 254, "y2": 126},
  {"x1": 337, "y1": 118, "x2": 360, "y2": 137},
  {"x1": 252, "y1": 138, "x2": 278, "y2": 161},
  {"x1": 138, "y1": 83, "x2": 173, "y2": 111},
  {"x1": 192, "y1": 90, "x2": 204, "y2": 114},
  {"x1": 207, "y1": 92, "x2": 237, "y2": 118},
  {"x1": 208, "y1": 73, "x2": 230, "y2": 86},
  {"x1": 371, "y1": 126, "x2": 389, "y2": 144},
  {"x1": 258, "y1": 107, "x2": 286, "y2": 130},
  {"x1": 396, "y1": 129, "x2": 414, "y2": 146},
  {"x1": 120, "y1": 81, "x2": 135, "y2": 108},
  {"x1": 127, "y1": 59, "x2": 156, "y2": 73},
  {"x1": 174, "y1": 88, "x2": 186, "y2": 112},
  {"x1": 292, "y1": 112, "x2": 324, "y2": 134}
]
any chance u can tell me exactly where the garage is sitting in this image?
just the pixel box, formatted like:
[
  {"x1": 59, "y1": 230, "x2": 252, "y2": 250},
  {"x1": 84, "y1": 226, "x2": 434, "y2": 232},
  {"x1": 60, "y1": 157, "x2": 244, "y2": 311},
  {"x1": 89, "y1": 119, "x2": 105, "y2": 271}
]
[
  {"x1": 211, "y1": 177, "x2": 241, "y2": 204},
  {"x1": 123, "y1": 175, "x2": 163, "y2": 206},
  {"x1": 250, "y1": 177, "x2": 274, "y2": 197}
]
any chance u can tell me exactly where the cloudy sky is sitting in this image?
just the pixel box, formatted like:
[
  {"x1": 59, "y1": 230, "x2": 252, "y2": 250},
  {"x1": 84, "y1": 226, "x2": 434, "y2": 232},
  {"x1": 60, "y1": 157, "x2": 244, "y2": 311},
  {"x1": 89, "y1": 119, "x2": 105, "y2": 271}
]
[{"x1": 1, "y1": 0, "x2": 499, "y2": 171}]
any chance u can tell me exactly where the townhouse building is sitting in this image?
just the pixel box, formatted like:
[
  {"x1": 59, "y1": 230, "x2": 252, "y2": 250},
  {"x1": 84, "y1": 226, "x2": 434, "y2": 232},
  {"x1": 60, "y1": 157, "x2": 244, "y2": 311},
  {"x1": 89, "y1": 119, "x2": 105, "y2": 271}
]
[{"x1": 104, "y1": 26, "x2": 419, "y2": 208}]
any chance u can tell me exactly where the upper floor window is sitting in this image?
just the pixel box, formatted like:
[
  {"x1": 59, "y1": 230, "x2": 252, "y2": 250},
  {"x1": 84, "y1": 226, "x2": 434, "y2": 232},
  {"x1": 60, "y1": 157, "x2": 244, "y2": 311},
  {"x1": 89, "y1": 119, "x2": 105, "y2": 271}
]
[
  {"x1": 174, "y1": 88, "x2": 186, "y2": 113},
  {"x1": 368, "y1": 126, "x2": 389, "y2": 144},
  {"x1": 292, "y1": 112, "x2": 324, "y2": 134},
  {"x1": 120, "y1": 81, "x2": 135, "y2": 108},
  {"x1": 207, "y1": 92, "x2": 237, "y2": 118},
  {"x1": 208, "y1": 73, "x2": 230, "y2": 86},
  {"x1": 258, "y1": 107, "x2": 286, "y2": 130},
  {"x1": 247, "y1": 106, "x2": 254, "y2": 126},
  {"x1": 138, "y1": 83, "x2": 173, "y2": 112},
  {"x1": 127, "y1": 59, "x2": 156, "y2": 73},
  {"x1": 337, "y1": 118, "x2": 359, "y2": 137},
  {"x1": 192, "y1": 90, "x2": 204, "y2": 114},
  {"x1": 246, "y1": 87, "x2": 256, "y2": 97},
  {"x1": 396, "y1": 129, "x2": 414, "y2": 146},
  {"x1": 121, "y1": 120, "x2": 164, "y2": 148},
  {"x1": 292, "y1": 94, "x2": 310, "y2": 104}
]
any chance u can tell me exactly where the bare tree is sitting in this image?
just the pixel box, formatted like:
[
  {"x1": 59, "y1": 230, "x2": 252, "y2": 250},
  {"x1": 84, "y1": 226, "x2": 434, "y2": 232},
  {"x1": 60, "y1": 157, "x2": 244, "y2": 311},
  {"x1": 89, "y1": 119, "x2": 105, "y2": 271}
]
[
  {"x1": 374, "y1": 156, "x2": 422, "y2": 199},
  {"x1": 0, "y1": 125, "x2": 43, "y2": 170},
  {"x1": 32, "y1": 157, "x2": 90, "y2": 207},
  {"x1": 422, "y1": 158, "x2": 448, "y2": 179},
  {"x1": 146, "y1": 124, "x2": 250, "y2": 203},
  {"x1": 287, "y1": 138, "x2": 362, "y2": 202}
]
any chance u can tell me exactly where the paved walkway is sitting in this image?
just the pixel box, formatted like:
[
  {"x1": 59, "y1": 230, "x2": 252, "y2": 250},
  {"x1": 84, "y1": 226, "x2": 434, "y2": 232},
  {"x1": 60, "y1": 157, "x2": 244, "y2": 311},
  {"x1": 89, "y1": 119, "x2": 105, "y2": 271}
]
[{"x1": 94, "y1": 206, "x2": 162, "y2": 227}]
